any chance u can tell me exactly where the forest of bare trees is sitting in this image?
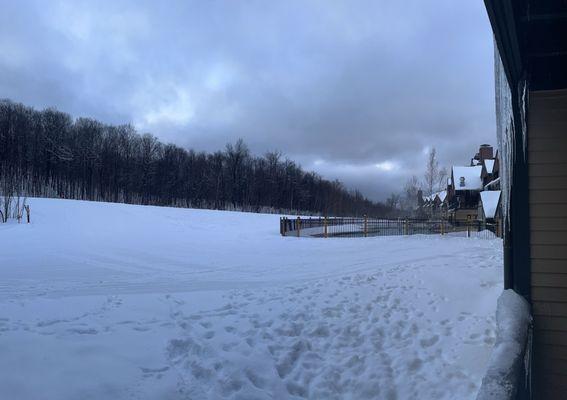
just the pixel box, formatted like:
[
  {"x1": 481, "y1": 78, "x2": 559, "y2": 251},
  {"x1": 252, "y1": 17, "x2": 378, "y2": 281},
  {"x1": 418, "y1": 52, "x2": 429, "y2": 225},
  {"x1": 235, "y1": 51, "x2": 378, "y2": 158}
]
[{"x1": 0, "y1": 99, "x2": 391, "y2": 220}]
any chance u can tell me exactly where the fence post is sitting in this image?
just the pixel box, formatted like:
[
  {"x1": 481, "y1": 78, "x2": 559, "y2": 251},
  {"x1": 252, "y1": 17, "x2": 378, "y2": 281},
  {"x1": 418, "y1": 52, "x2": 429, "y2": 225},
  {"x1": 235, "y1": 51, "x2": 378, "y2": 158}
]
[
  {"x1": 324, "y1": 216, "x2": 328, "y2": 238},
  {"x1": 404, "y1": 219, "x2": 408, "y2": 235},
  {"x1": 297, "y1": 216, "x2": 301, "y2": 237},
  {"x1": 364, "y1": 215, "x2": 368, "y2": 237},
  {"x1": 284, "y1": 217, "x2": 288, "y2": 236},
  {"x1": 441, "y1": 219, "x2": 444, "y2": 235},
  {"x1": 467, "y1": 219, "x2": 471, "y2": 238}
]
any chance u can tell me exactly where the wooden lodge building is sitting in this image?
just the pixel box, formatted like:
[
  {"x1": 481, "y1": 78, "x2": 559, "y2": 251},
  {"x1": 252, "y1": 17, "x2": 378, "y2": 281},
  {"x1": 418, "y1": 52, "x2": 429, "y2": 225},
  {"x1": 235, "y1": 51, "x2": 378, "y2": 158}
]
[
  {"x1": 448, "y1": 164, "x2": 485, "y2": 222},
  {"x1": 418, "y1": 144, "x2": 502, "y2": 226},
  {"x1": 484, "y1": 0, "x2": 567, "y2": 398},
  {"x1": 446, "y1": 144, "x2": 501, "y2": 223}
]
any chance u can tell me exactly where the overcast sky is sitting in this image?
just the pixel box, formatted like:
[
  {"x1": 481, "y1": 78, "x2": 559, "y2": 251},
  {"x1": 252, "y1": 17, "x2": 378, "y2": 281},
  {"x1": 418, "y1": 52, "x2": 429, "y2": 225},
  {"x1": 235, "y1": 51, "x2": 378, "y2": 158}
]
[{"x1": 0, "y1": 0, "x2": 496, "y2": 201}]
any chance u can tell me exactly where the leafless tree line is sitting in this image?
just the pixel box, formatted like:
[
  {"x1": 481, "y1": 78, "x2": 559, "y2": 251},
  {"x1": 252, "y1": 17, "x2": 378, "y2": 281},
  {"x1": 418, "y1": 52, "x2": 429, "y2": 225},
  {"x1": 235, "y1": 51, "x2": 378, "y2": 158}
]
[{"x1": 0, "y1": 99, "x2": 393, "y2": 218}]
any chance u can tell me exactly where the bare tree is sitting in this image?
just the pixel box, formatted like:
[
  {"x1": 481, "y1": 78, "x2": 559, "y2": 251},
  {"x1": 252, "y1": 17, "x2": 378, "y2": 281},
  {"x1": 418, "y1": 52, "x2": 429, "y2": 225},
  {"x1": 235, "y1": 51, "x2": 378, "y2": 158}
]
[
  {"x1": 386, "y1": 193, "x2": 400, "y2": 210},
  {"x1": 0, "y1": 166, "x2": 14, "y2": 223},
  {"x1": 424, "y1": 148, "x2": 439, "y2": 196},
  {"x1": 24, "y1": 202, "x2": 31, "y2": 223},
  {"x1": 0, "y1": 192, "x2": 9, "y2": 223},
  {"x1": 423, "y1": 148, "x2": 450, "y2": 194},
  {"x1": 15, "y1": 192, "x2": 22, "y2": 223},
  {"x1": 401, "y1": 175, "x2": 421, "y2": 213}
]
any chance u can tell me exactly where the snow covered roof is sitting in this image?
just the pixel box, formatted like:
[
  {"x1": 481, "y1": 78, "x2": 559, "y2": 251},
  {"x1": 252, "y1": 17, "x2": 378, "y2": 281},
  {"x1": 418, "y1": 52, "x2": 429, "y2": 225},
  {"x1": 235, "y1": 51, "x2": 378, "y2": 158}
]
[
  {"x1": 484, "y1": 159, "x2": 496, "y2": 174},
  {"x1": 423, "y1": 191, "x2": 447, "y2": 205},
  {"x1": 480, "y1": 190, "x2": 501, "y2": 219},
  {"x1": 452, "y1": 166, "x2": 483, "y2": 191}
]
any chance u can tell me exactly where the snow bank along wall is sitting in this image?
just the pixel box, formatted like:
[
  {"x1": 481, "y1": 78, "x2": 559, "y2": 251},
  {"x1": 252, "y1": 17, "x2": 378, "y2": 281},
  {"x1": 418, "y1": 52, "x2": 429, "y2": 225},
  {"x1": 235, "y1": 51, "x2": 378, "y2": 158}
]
[{"x1": 476, "y1": 290, "x2": 532, "y2": 400}]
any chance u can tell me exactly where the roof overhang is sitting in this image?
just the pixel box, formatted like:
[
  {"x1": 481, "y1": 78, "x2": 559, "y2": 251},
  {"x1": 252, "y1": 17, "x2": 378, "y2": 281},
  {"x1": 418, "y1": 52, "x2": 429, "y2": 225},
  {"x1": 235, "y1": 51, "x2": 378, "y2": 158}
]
[{"x1": 484, "y1": 0, "x2": 567, "y2": 90}]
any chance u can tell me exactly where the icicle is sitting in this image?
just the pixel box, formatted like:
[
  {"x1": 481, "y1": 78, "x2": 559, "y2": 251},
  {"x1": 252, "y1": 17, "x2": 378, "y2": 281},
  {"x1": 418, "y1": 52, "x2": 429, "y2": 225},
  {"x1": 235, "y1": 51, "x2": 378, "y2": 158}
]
[{"x1": 494, "y1": 41, "x2": 514, "y2": 228}]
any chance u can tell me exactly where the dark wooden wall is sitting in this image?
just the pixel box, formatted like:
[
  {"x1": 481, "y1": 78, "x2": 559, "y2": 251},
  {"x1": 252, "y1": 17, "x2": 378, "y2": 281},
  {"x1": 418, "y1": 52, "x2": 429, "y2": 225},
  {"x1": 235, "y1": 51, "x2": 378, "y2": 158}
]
[{"x1": 528, "y1": 88, "x2": 567, "y2": 398}]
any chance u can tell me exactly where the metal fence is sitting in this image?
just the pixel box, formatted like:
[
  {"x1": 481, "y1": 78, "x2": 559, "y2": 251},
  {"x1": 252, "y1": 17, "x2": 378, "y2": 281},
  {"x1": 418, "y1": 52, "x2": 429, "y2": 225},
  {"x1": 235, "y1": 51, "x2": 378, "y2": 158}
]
[{"x1": 280, "y1": 216, "x2": 502, "y2": 239}]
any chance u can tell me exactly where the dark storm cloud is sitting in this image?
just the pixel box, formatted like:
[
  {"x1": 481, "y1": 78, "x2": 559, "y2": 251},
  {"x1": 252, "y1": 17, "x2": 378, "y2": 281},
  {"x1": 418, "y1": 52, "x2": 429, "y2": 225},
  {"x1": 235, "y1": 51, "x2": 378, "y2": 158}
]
[{"x1": 0, "y1": 0, "x2": 495, "y2": 200}]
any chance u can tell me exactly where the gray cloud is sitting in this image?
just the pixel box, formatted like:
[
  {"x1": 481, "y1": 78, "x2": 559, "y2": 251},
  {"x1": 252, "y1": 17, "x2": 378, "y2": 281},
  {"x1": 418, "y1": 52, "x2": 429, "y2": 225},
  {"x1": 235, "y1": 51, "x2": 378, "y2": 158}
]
[{"x1": 0, "y1": 0, "x2": 495, "y2": 200}]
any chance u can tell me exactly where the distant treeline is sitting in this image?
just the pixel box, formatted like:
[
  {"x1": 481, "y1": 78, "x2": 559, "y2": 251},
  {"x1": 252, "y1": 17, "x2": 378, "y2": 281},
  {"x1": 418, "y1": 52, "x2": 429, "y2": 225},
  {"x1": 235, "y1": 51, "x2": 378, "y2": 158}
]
[{"x1": 0, "y1": 100, "x2": 392, "y2": 217}]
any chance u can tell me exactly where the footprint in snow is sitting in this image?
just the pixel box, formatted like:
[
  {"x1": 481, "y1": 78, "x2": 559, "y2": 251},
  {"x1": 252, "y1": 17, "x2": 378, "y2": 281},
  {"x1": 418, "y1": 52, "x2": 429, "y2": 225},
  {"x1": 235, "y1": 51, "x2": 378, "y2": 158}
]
[
  {"x1": 132, "y1": 326, "x2": 150, "y2": 332},
  {"x1": 419, "y1": 335, "x2": 439, "y2": 348},
  {"x1": 407, "y1": 357, "x2": 423, "y2": 372},
  {"x1": 67, "y1": 327, "x2": 98, "y2": 335},
  {"x1": 140, "y1": 366, "x2": 169, "y2": 374}
]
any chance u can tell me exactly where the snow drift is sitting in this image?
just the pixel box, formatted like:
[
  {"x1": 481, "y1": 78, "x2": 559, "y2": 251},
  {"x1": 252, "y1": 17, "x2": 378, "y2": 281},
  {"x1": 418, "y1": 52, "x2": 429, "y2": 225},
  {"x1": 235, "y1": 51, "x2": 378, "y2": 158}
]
[{"x1": 476, "y1": 290, "x2": 532, "y2": 400}]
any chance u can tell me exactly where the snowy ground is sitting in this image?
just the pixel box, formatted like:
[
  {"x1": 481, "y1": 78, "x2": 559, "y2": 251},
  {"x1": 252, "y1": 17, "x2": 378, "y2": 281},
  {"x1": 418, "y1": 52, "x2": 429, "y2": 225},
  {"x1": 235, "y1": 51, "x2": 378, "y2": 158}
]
[{"x1": 0, "y1": 198, "x2": 503, "y2": 400}]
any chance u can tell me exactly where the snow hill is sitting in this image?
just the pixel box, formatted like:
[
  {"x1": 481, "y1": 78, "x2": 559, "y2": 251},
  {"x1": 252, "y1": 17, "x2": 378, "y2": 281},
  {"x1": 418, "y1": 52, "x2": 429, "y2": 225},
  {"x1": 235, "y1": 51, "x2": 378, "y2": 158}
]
[{"x1": 0, "y1": 198, "x2": 503, "y2": 400}]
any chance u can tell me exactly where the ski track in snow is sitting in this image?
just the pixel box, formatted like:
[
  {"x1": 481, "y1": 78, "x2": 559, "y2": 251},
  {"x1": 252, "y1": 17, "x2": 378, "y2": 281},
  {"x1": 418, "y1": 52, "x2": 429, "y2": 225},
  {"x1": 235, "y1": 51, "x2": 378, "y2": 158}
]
[{"x1": 0, "y1": 198, "x2": 503, "y2": 400}]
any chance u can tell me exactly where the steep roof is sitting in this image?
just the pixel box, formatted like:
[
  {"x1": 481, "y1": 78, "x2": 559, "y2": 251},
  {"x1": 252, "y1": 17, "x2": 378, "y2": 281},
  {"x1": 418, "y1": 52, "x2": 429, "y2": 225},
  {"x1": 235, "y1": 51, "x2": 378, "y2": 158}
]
[
  {"x1": 452, "y1": 166, "x2": 483, "y2": 191},
  {"x1": 485, "y1": 159, "x2": 496, "y2": 174},
  {"x1": 480, "y1": 190, "x2": 501, "y2": 219}
]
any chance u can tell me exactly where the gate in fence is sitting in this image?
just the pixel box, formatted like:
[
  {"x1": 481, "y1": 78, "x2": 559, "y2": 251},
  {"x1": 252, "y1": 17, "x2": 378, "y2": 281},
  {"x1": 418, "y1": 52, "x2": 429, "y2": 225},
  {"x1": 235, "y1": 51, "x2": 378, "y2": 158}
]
[{"x1": 280, "y1": 216, "x2": 502, "y2": 239}]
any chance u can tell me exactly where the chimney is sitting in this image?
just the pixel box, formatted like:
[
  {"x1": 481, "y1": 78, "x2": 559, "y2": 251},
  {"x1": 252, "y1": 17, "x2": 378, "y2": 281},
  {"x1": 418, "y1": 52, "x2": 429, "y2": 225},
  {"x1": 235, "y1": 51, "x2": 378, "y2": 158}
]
[{"x1": 479, "y1": 144, "x2": 493, "y2": 161}]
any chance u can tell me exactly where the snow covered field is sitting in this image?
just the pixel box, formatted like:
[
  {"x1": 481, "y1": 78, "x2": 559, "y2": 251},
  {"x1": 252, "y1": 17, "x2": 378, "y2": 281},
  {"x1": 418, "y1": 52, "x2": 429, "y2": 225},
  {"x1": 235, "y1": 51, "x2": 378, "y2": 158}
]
[{"x1": 0, "y1": 198, "x2": 503, "y2": 400}]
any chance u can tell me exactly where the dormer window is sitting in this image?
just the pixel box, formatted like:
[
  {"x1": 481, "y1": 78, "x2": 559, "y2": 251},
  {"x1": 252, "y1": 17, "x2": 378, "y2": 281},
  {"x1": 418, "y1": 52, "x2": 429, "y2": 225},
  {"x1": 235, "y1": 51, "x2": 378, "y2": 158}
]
[{"x1": 459, "y1": 177, "x2": 465, "y2": 187}]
